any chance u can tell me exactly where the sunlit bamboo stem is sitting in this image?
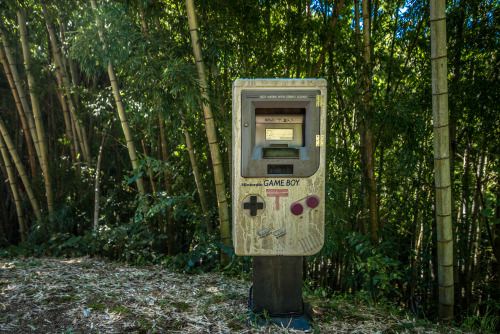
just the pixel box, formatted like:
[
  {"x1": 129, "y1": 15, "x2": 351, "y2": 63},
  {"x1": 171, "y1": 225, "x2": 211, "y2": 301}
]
[
  {"x1": 178, "y1": 110, "x2": 211, "y2": 233},
  {"x1": 0, "y1": 23, "x2": 41, "y2": 162},
  {"x1": 91, "y1": 0, "x2": 147, "y2": 199},
  {"x1": 0, "y1": 135, "x2": 27, "y2": 239},
  {"x1": 185, "y1": 0, "x2": 230, "y2": 263},
  {"x1": 42, "y1": 5, "x2": 90, "y2": 164},
  {"x1": 0, "y1": 45, "x2": 38, "y2": 176},
  {"x1": 0, "y1": 118, "x2": 42, "y2": 221},
  {"x1": 94, "y1": 134, "x2": 107, "y2": 231},
  {"x1": 18, "y1": 9, "x2": 54, "y2": 215}
]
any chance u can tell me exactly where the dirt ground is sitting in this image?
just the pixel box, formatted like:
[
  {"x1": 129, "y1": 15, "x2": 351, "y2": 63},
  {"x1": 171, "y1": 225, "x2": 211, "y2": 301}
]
[{"x1": 0, "y1": 257, "x2": 464, "y2": 333}]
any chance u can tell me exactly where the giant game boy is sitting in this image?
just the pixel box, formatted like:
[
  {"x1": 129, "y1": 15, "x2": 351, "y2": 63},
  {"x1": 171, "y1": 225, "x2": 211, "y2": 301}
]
[{"x1": 232, "y1": 79, "x2": 326, "y2": 256}]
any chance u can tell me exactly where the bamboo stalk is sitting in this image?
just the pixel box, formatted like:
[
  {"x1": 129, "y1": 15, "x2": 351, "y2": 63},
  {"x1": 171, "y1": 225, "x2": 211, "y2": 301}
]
[
  {"x1": 0, "y1": 23, "x2": 41, "y2": 162},
  {"x1": 0, "y1": 134, "x2": 27, "y2": 239},
  {"x1": 494, "y1": 132, "x2": 500, "y2": 299},
  {"x1": 158, "y1": 114, "x2": 173, "y2": 254},
  {"x1": 179, "y1": 110, "x2": 210, "y2": 232},
  {"x1": 44, "y1": 24, "x2": 78, "y2": 163},
  {"x1": 361, "y1": 0, "x2": 379, "y2": 241},
  {"x1": 185, "y1": 0, "x2": 230, "y2": 263},
  {"x1": 312, "y1": 0, "x2": 345, "y2": 77},
  {"x1": 18, "y1": 9, "x2": 54, "y2": 215},
  {"x1": 60, "y1": 22, "x2": 82, "y2": 105},
  {"x1": 93, "y1": 134, "x2": 107, "y2": 231},
  {"x1": 0, "y1": 45, "x2": 38, "y2": 177},
  {"x1": 0, "y1": 118, "x2": 42, "y2": 221},
  {"x1": 466, "y1": 152, "x2": 485, "y2": 307},
  {"x1": 213, "y1": 67, "x2": 231, "y2": 192},
  {"x1": 354, "y1": 0, "x2": 368, "y2": 234},
  {"x1": 430, "y1": 0, "x2": 454, "y2": 319},
  {"x1": 54, "y1": 86, "x2": 78, "y2": 162},
  {"x1": 91, "y1": 0, "x2": 147, "y2": 198},
  {"x1": 137, "y1": 3, "x2": 149, "y2": 33},
  {"x1": 141, "y1": 139, "x2": 156, "y2": 193},
  {"x1": 42, "y1": 5, "x2": 90, "y2": 164}
]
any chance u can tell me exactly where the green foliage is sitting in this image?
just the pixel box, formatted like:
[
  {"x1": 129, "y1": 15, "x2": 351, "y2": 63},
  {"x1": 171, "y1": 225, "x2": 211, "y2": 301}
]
[
  {"x1": 461, "y1": 308, "x2": 500, "y2": 334},
  {"x1": 170, "y1": 232, "x2": 219, "y2": 273},
  {"x1": 92, "y1": 221, "x2": 164, "y2": 263},
  {"x1": 346, "y1": 233, "x2": 403, "y2": 303},
  {"x1": 304, "y1": 281, "x2": 330, "y2": 299}
]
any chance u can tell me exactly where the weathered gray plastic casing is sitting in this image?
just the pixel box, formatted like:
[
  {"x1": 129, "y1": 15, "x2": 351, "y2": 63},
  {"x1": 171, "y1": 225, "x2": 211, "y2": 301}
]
[{"x1": 232, "y1": 79, "x2": 327, "y2": 256}]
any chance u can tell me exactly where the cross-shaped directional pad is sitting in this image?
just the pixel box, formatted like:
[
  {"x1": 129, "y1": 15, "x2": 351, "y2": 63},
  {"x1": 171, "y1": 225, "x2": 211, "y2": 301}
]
[{"x1": 243, "y1": 195, "x2": 265, "y2": 217}]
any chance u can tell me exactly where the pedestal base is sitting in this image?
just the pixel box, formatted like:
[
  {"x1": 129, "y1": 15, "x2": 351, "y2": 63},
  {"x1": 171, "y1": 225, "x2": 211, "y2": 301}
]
[
  {"x1": 249, "y1": 256, "x2": 312, "y2": 330},
  {"x1": 248, "y1": 310, "x2": 312, "y2": 330}
]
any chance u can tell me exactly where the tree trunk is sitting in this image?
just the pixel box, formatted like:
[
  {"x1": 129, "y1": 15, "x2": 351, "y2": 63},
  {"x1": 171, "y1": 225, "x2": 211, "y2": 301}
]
[
  {"x1": 42, "y1": 5, "x2": 90, "y2": 164},
  {"x1": 410, "y1": 163, "x2": 426, "y2": 296},
  {"x1": 93, "y1": 134, "x2": 107, "y2": 231},
  {"x1": 179, "y1": 110, "x2": 210, "y2": 232},
  {"x1": 494, "y1": 132, "x2": 500, "y2": 306},
  {"x1": 42, "y1": 18, "x2": 79, "y2": 163},
  {"x1": 458, "y1": 143, "x2": 471, "y2": 308},
  {"x1": 312, "y1": 0, "x2": 345, "y2": 77},
  {"x1": 137, "y1": 3, "x2": 149, "y2": 33},
  {"x1": 449, "y1": 0, "x2": 466, "y2": 308},
  {"x1": 361, "y1": 0, "x2": 379, "y2": 241},
  {"x1": 141, "y1": 139, "x2": 156, "y2": 194},
  {"x1": 18, "y1": 9, "x2": 54, "y2": 215},
  {"x1": 54, "y1": 83, "x2": 79, "y2": 162},
  {"x1": 60, "y1": 22, "x2": 81, "y2": 89},
  {"x1": 0, "y1": 46, "x2": 38, "y2": 176},
  {"x1": 91, "y1": 0, "x2": 147, "y2": 199},
  {"x1": 158, "y1": 114, "x2": 175, "y2": 255},
  {"x1": 354, "y1": 0, "x2": 368, "y2": 234},
  {"x1": 430, "y1": 0, "x2": 454, "y2": 319},
  {"x1": 184, "y1": 0, "x2": 230, "y2": 263},
  {"x1": 0, "y1": 118, "x2": 42, "y2": 222},
  {"x1": 42, "y1": 9, "x2": 78, "y2": 163},
  {"x1": 466, "y1": 150, "x2": 485, "y2": 309},
  {"x1": 213, "y1": 65, "x2": 231, "y2": 193},
  {"x1": 0, "y1": 135, "x2": 27, "y2": 239},
  {"x1": 0, "y1": 24, "x2": 41, "y2": 164},
  {"x1": 60, "y1": 21, "x2": 87, "y2": 147}
]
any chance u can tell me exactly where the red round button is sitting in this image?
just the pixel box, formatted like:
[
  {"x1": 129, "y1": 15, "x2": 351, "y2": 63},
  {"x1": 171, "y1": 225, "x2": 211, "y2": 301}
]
[
  {"x1": 306, "y1": 196, "x2": 320, "y2": 208},
  {"x1": 290, "y1": 203, "x2": 304, "y2": 215}
]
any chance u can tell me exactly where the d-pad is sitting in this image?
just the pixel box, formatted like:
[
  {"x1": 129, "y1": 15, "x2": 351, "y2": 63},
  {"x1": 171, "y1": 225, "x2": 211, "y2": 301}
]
[{"x1": 243, "y1": 195, "x2": 264, "y2": 216}]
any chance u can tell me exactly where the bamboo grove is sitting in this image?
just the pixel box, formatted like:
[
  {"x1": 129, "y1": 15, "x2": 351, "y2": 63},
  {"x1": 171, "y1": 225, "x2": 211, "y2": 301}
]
[{"x1": 0, "y1": 0, "x2": 498, "y2": 322}]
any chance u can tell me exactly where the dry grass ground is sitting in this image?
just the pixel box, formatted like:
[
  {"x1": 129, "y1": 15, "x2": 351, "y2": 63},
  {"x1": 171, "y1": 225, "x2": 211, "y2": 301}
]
[{"x1": 0, "y1": 257, "x2": 465, "y2": 333}]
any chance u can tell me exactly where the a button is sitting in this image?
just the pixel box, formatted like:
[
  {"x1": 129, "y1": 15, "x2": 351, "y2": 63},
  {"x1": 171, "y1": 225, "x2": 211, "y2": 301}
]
[
  {"x1": 290, "y1": 203, "x2": 304, "y2": 215},
  {"x1": 243, "y1": 196, "x2": 264, "y2": 216},
  {"x1": 306, "y1": 196, "x2": 320, "y2": 208}
]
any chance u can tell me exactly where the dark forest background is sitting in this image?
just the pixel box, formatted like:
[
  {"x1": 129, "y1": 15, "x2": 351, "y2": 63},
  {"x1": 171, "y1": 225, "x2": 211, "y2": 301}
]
[{"x1": 0, "y1": 0, "x2": 498, "y2": 327}]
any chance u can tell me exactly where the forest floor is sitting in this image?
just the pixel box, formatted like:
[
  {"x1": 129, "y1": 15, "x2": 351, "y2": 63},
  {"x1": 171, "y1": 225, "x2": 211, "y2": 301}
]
[{"x1": 0, "y1": 257, "x2": 467, "y2": 333}]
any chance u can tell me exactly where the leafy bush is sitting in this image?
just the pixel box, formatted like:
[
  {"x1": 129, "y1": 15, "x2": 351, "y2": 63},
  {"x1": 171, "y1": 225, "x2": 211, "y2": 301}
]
[{"x1": 346, "y1": 233, "x2": 403, "y2": 303}]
